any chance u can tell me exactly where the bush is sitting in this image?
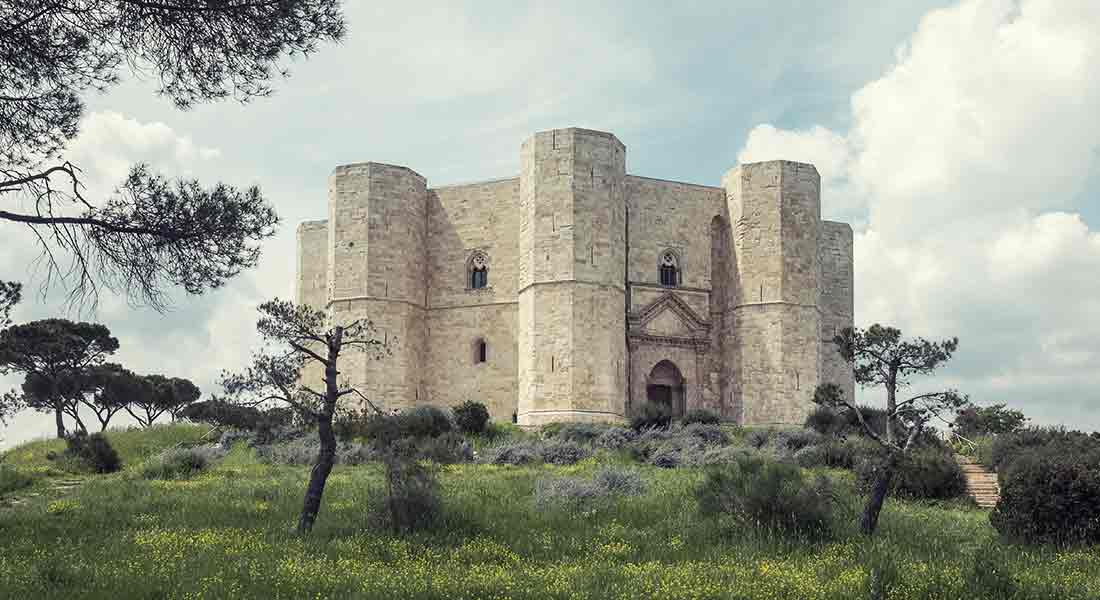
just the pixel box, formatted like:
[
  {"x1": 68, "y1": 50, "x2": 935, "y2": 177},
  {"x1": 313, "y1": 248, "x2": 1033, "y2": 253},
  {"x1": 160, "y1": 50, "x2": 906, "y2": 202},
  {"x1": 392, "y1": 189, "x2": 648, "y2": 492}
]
[
  {"x1": 954, "y1": 403, "x2": 1027, "y2": 438},
  {"x1": 855, "y1": 448, "x2": 966, "y2": 500},
  {"x1": 217, "y1": 429, "x2": 254, "y2": 451},
  {"x1": 805, "y1": 406, "x2": 845, "y2": 436},
  {"x1": 141, "y1": 445, "x2": 223, "y2": 479},
  {"x1": 594, "y1": 427, "x2": 636, "y2": 450},
  {"x1": 399, "y1": 406, "x2": 454, "y2": 438},
  {"x1": 255, "y1": 437, "x2": 378, "y2": 466},
  {"x1": 64, "y1": 432, "x2": 121, "y2": 474},
  {"x1": 376, "y1": 456, "x2": 441, "y2": 533},
  {"x1": 774, "y1": 429, "x2": 822, "y2": 452},
  {"x1": 334, "y1": 406, "x2": 376, "y2": 441},
  {"x1": 746, "y1": 429, "x2": 771, "y2": 449},
  {"x1": 539, "y1": 440, "x2": 591, "y2": 465},
  {"x1": 452, "y1": 401, "x2": 490, "y2": 435},
  {"x1": 695, "y1": 455, "x2": 836, "y2": 539},
  {"x1": 592, "y1": 465, "x2": 646, "y2": 496},
  {"x1": 414, "y1": 431, "x2": 473, "y2": 464},
  {"x1": 682, "y1": 423, "x2": 729, "y2": 445},
  {"x1": 681, "y1": 408, "x2": 720, "y2": 426},
  {"x1": 794, "y1": 444, "x2": 827, "y2": 469},
  {"x1": 534, "y1": 465, "x2": 646, "y2": 510},
  {"x1": 480, "y1": 440, "x2": 540, "y2": 465},
  {"x1": 630, "y1": 401, "x2": 671, "y2": 431},
  {"x1": 181, "y1": 400, "x2": 296, "y2": 433},
  {"x1": 991, "y1": 449, "x2": 1100, "y2": 546},
  {"x1": 991, "y1": 427, "x2": 1100, "y2": 473},
  {"x1": 543, "y1": 422, "x2": 607, "y2": 444}
]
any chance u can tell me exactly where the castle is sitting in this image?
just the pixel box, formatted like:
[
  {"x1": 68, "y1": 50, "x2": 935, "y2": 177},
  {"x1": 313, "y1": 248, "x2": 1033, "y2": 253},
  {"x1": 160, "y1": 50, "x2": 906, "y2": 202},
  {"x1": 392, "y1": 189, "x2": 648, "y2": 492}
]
[{"x1": 295, "y1": 128, "x2": 854, "y2": 426}]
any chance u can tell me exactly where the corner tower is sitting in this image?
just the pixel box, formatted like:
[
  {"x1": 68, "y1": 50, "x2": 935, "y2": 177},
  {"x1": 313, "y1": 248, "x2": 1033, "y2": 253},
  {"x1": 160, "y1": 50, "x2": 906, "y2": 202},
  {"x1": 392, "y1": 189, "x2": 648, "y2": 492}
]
[
  {"x1": 327, "y1": 162, "x2": 428, "y2": 411},
  {"x1": 723, "y1": 161, "x2": 822, "y2": 425},
  {"x1": 517, "y1": 128, "x2": 628, "y2": 426}
]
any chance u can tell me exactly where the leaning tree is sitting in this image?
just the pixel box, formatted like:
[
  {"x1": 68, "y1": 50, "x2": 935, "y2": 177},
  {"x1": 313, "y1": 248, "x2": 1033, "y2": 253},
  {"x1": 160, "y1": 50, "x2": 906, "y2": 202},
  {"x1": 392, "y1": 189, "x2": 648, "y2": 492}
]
[
  {"x1": 814, "y1": 324, "x2": 967, "y2": 535},
  {"x1": 1, "y1": 1, "x2": 345, "y2": 309},
  {"x1": 0, "y1": 318, "x2": 119, "y2": 436},
  {"x1": 221, "y1": 299, "x2": 389, "y2": 533}
]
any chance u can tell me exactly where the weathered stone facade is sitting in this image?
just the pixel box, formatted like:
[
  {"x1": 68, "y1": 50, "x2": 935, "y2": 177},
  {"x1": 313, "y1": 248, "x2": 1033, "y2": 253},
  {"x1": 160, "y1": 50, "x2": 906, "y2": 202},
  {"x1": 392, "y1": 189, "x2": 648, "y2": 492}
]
[{"x1": 296, "y1": 127, "x2": 854, "y2": 426}]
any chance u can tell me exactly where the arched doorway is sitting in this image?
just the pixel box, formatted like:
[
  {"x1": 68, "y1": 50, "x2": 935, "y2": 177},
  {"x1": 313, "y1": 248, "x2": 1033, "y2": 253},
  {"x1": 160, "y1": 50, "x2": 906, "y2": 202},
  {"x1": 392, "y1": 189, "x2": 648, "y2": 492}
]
[{"x1": 646, "y1": 360, "x2": 685, "y2": 418}]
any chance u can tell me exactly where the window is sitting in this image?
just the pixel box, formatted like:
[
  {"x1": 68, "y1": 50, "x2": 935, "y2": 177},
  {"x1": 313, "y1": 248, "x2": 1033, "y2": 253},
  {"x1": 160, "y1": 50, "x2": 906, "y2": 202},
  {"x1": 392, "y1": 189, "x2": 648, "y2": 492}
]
[
  {"x1": 659, "y1": 250, "x2": 680, "y2": 287},
  {"x1": 475, "y1": 339, "x2": 488, "y2": 364},
  {"x1": 468, "y1": 251, "x2": 489, "y2": 289}
]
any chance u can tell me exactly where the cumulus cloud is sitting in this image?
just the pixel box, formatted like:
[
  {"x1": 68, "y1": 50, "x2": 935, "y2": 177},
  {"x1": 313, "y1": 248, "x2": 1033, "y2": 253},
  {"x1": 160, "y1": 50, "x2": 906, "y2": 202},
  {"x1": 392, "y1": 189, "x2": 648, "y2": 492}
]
[{"x1": 737, "y1": 0, "x2": 1100, "y2": 428}]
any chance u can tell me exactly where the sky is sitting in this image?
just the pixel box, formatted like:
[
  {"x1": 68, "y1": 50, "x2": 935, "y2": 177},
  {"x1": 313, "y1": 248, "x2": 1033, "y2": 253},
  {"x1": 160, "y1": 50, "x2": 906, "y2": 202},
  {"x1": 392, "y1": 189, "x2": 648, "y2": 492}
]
[{"x1": 3, "y1": 0, "x2": 1099, "y2": 447}]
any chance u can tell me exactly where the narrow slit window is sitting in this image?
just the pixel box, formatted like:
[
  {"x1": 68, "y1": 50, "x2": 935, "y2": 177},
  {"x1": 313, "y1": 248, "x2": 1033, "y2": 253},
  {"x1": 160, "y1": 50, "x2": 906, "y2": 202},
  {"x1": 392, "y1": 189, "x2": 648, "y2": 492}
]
[{"x1": 475, "y1": 339, "x2": 487, "y2": 364}]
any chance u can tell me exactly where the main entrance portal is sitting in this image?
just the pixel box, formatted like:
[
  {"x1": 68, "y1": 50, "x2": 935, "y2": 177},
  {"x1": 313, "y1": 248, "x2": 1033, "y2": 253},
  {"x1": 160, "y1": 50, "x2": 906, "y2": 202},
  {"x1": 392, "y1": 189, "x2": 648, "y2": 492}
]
[{"x1": 646, "y1": 360, "x2": 685, "y2": 418}]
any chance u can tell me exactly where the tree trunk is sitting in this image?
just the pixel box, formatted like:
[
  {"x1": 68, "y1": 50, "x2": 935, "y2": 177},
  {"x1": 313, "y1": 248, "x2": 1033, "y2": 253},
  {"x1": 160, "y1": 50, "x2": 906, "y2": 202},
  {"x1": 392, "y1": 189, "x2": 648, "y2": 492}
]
[
  {"x1": 297, "y1": 327, "x2": 342, "y2": 535},
  {"x1": 55, "y1": 408, "x2": 66, "y2": 438},
  {"x1": 860, "y1": 454, "x2": 898, "y2": 535},
  {"x1": 296, "y1": 414, "x2": 336, "y2": 534}
]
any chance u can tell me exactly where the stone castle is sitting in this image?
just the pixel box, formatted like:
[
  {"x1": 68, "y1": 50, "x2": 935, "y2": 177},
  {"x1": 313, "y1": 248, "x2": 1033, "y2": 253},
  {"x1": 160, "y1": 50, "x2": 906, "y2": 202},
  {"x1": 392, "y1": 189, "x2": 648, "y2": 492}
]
[{"x1": 295, "y1": 127, "x2": 854, "y2": 426}]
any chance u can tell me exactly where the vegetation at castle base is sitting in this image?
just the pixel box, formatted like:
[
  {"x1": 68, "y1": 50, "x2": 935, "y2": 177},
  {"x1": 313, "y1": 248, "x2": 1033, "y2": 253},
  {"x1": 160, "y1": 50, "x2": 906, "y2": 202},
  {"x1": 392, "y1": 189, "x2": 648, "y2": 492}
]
[{"x1": 3, "y1": 424, "x2": 1098, "y2": 599}]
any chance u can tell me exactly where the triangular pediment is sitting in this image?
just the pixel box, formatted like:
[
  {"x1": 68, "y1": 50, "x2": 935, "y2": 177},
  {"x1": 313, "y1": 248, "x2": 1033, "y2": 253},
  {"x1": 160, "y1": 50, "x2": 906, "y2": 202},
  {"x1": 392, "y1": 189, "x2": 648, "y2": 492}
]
[{"x1": 630, "y1": 292, "x2": 709, "y2": 339}]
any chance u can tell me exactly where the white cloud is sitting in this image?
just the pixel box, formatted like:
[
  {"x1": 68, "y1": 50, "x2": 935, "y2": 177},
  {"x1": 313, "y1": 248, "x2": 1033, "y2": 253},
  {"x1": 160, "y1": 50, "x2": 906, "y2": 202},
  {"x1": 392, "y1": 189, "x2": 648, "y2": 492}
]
[{"x1": 737, "y1": 0, "x2": 1100, "y2": 428}]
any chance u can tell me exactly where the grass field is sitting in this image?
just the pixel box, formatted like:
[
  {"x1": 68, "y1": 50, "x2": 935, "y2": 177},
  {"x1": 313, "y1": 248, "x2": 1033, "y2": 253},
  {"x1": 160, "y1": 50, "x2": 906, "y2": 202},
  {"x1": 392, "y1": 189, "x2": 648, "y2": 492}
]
[{"x1": 1, "y1": 425, "x2": 1097, "y2": 599}]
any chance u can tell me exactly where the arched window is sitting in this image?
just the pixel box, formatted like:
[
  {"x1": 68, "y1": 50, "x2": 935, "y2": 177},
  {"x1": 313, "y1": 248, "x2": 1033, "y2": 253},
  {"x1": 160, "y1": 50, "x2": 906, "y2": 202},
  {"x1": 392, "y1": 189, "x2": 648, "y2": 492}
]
[
  {"x1": 468, "y1": 251, "x2": 489, "y2": 289},
  {"x1": 473, "y1": 338, "x2": 488, "y2": 364},
  {"x1": 659, "y1": 250, "x2": 680, "y2": 287}
]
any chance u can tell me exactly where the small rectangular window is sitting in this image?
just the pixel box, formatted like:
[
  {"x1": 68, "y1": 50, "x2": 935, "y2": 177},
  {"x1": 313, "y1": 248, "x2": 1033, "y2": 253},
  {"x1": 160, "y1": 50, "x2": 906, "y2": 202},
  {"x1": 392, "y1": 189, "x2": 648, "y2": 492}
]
[{"x1": 478, "y1": 340, "x2": 487, "y2": 363}]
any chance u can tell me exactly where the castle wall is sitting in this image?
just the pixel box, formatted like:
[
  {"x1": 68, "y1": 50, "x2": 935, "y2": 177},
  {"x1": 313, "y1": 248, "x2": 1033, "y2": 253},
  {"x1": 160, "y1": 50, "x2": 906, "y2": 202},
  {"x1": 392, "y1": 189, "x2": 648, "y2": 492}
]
[
  {"x1": 295, "y1": 220, "x2": 329, "y2": 311},
  {"x1": 725, "y1": 161, "x2": 822, "y2": 425},
  {"x1": 422, "y1": 178, "x2": 522, "y2": 421},
  {"x1": 819, "y1": 220, "x2": 856, "y2": 404}
]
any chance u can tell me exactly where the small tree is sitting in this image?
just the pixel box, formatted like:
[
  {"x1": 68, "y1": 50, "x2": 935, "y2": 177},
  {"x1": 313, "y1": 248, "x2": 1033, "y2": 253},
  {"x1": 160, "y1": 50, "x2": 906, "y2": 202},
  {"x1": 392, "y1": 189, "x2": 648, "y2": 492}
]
[
  {"x1": 126, "y1": 374, "x2": 199, "y2": 427},
  {"x1": 221, "y1": 299, "x2": 388, "y2": 533},
  {"x1": 953, "y1": 403, "x2": 1027, "y2": 438},
  {"x1": 814, "y1": 324, "x2": 967, "y2": 535},
  {"x1": 0, "y1": 281, "x2": 20, "y2": 329},
  {"x1": 0, "y1": 319, "x2": 119, "y2": 436}
]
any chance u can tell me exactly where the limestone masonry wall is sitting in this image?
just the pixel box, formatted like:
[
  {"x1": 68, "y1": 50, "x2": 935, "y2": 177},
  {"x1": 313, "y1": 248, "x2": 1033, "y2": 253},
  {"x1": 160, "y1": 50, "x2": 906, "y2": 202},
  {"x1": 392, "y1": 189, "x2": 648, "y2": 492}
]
[{"x1": 295, "y1": 127, "x2": 855, "y2": 425}]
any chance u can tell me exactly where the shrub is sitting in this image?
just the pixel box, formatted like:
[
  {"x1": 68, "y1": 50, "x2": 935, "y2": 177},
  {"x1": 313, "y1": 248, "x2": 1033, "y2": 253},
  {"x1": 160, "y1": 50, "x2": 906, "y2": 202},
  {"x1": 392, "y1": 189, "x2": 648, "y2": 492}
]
[
  {"x1": 534, "y1": 465, "x2": 646, "y2": 510},
  {"x1": 64, "y1": 432, "x2": 121, "y2": 474},
  {"x1": 842, "y1": 405, "x2": 891, "y2": 438},
  {"x1": 592, "y1": 465, "x2": 646, "y2": 496},
  {"x1": 694, "y1": 445, "x2": 756, "y2": 467},
  {"x1": 855, "y1": 448, "x2": 965, "y2": 500},
  {"x1": 991, "y1": 427, "x2": 1100, "y2": 473},
  {"x1": 746, "y1": 429, "x2": 771, "y2": 449},
  {"x1": 774, "y1": 429, "x2": 822, "y2": 452},
  {"x1": 630, "y1": 401, "x2": 671, "y2": 431},
  {"x1": 334, "y1": 406, "x2": 376, "y2": 441},
  {"x1": 141, "y1": 446, "x2": 222, "y2": 479},
  {"x1": 681, "y1": 408, "x2": 720, "y2": 426},
  {"x1": 794, "y1": 444, "x2": 827, "y2": 469},
  {"x1": 480, "y1": 440, "x2": 540, "y2": 465},
  {"x1": 539, "y1": 440, "x2": 591, "y2": 465},
  {"x1": 682, "y1": 423, "x2": 729, "y2": 445},
  {"x1": 805, "y1": 406, "x2": 845, "y2": 436},
  {"x1": 544, "y1": 422, "x2": 607, "y2": 444},
  {"x1": 991, "y1": 450, "x2": 1100, "y2": 546},
  {"x1": 399, "y1": 406, "x2": 454, "y2": 438},
  {"x1": 594, "y1": 427, "x2": 636, "y2": 450},
  {"x1": 415, "y1": 431, "x2": 473, "y2": 464},
  {"x1": 217, "y1": 429, "x2": 254, "y2": 451},
  {"x1": 377, "y1": 456, "x2": 441, "y2": 533},
  {"x1": 181, "y1": 400, "x2": 295, "y2": 433},
  {"x1": 255, "y1": 437, "x2": 378, "y2": 466},
  {"x1": 820, "y1": 440, "x2": 856, "y2": 469},
  {"x1": 973, "y1": 436, "x2": 994, "y2": 471},
  {"x1": 452, "y1": 401, "x2": 490, "y2": 434},
  {"x1": 695, "y1": 455, "x2": 836, "y2": 539},
  {"x1": 0, "y1": 465, "x2": 34, "y2": 495}
]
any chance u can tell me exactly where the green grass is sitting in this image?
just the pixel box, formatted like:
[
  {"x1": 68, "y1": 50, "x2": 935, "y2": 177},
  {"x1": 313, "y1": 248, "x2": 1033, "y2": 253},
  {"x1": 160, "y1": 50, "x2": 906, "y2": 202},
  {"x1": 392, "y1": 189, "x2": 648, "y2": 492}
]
[
  {"x1": 1, "y1": 423, "x2": 211, "y2": 472},
  {"x1": 0, "y1": 429, "x2": 1096, "y2": 599}
]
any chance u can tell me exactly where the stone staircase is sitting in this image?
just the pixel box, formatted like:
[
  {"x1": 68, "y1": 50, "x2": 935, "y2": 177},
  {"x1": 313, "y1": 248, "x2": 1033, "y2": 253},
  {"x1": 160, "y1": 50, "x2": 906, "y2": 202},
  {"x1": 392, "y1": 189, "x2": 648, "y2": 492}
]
[{"x1": 956, "y1": 455, "x2": 999, "y2": 508}]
